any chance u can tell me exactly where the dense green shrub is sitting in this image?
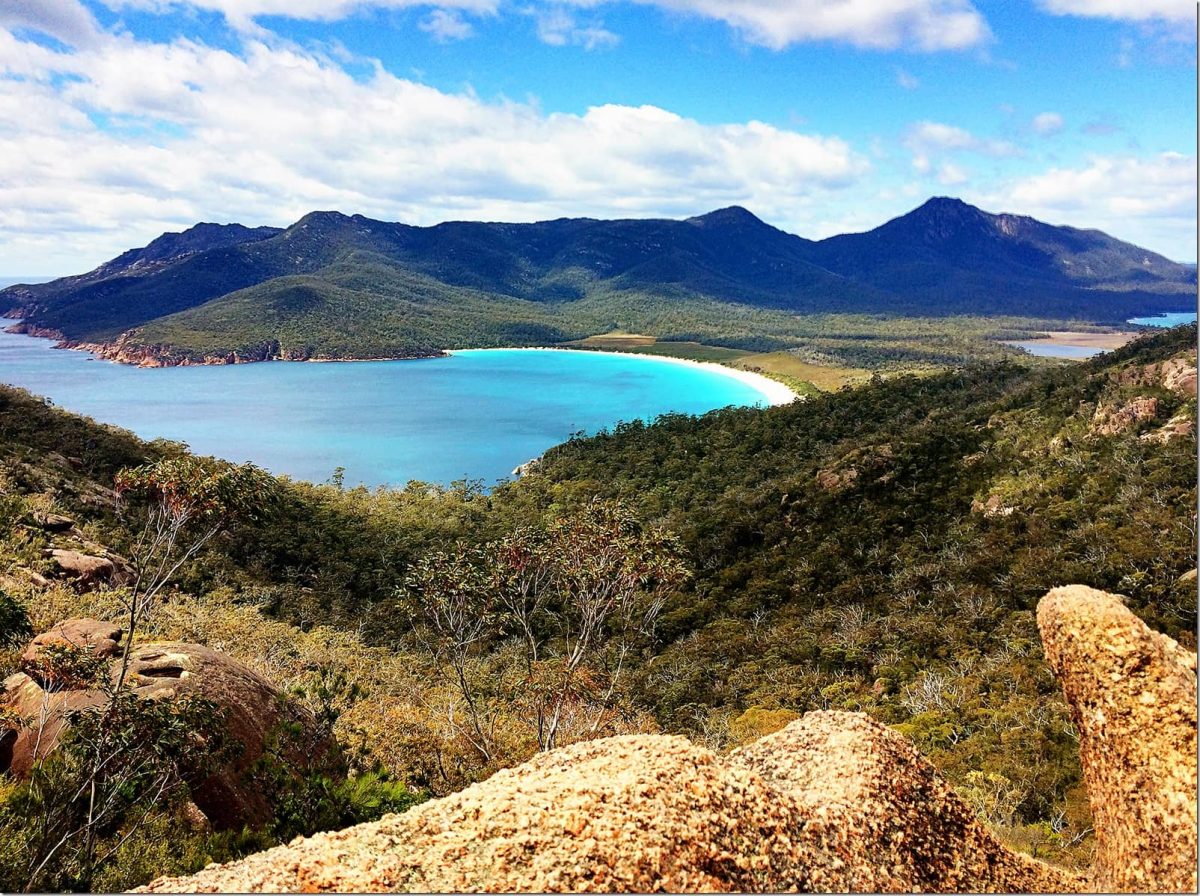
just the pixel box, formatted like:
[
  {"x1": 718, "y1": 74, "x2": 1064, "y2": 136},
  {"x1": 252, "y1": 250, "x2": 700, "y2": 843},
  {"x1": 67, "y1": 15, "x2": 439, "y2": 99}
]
[{"x1": 0, "y1": 591, "x2": 31, "y2": 648}]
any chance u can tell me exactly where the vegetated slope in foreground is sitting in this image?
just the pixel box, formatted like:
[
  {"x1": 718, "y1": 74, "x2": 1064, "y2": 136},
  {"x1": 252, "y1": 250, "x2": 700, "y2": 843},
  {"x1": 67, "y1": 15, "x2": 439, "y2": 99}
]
[
  {"x1": 2, "y1": 198, "x2": 1193, "y2": 364},
  {"x1": 139, "y1": 584, "x2": 1197, "y2": 894},
  {"x1": 0, "y1": 325, "x2": 1193, "y2": 890}
]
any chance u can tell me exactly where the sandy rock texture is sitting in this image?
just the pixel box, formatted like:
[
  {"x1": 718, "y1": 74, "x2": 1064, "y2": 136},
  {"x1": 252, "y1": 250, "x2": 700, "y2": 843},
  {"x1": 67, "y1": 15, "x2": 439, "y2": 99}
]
[
  {"x1": 140, "y1": 720, "x2": 1078, "y2": 893},
  {"x1": 1038, "y1": 585, "x2": 1197, "y2": 893},
  {"x1": 135, "y1": 584, "x2": 1197, "y2": 893},
  {"x1": 728, "y1": 713, "x2": 1078, "y2": 892}
]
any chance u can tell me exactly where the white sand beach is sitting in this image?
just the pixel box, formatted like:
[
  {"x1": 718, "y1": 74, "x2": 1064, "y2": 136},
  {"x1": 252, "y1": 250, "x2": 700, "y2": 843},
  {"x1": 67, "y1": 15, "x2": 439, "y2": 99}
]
[{"x1": 449, "y1": 347, "x2": 799, "y2": 407}]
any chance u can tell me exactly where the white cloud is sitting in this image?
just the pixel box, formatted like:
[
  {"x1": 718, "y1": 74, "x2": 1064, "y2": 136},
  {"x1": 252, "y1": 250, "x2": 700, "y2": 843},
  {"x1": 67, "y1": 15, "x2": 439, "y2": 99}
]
[
  {"x1": 903, "y1": 120, "x2": 1020, "y2": 171},
  {"x1": 896, "y1": 68, "x2": 920, "y2": 89},
  {"x1": 974, "y1": 152, "x2": 1197, "y2": 260},
  {"x1": 937, "y1": 162, "x2": 968, "y2": 185},
  {"x1": 604, "y1": 0, "x2": 990, "y2": 50},
  {"x1": 1038, "y1": 0, "x2": 1194, "y2": 23},
  {"x1": 909, "y1": 121, "x2": 1019, "y2": 155},
  {"x1": 533, "y1": 7, "x2": 619, "y2": 48},
  {"x1": 103, "y1": 0, "x2": 991, "y2": 50},
  {"x1": 101, "y1": 0, "x2": 500, "y2": 32},
  {"x1": 1031, "y1": 111, "x2": 1063, "y2": 135},
  {"x1": 0, "y1": 0, "x2": 99, "y2": 46},
  {"x1": 419, "y1": 8, "x2": 474, "y2": 40},
  {"x1": 0, "y1": 27, "x2": 869, "y2": 273}
]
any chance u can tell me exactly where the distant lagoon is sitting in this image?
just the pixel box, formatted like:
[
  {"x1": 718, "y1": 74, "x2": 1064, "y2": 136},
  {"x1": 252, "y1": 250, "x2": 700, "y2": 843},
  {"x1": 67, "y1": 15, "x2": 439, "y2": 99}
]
[
  {"x1": 1127, "y1": 312, "x2": 1197, "y2": 328},
  {"x1": 1007, "y1": 342, "x2": 1103, "y2": 359},
  {"x1": 0, "y1": 329, "x2": 785, "y2": 487},
  {"x1": 1007, "y1": 311, "x2": 1197, "y2": 360}
]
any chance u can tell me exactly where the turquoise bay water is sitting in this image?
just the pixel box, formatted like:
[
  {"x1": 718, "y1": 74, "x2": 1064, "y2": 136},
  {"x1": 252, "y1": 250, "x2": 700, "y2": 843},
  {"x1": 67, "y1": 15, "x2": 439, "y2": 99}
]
[
  {"x1": 0, "y1": 330, "x2": 772, "y2": 487},
  {"x1": 1127, "y1": 312, "x2": 1197, "y2": 328}
]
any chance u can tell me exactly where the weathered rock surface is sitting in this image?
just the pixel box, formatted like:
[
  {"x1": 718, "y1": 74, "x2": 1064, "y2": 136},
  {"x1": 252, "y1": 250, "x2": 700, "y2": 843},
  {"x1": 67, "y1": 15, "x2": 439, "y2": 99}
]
[
  {"x1": 1038, "y1": 585, "x2": 1197, "y2": 893},
  {"x1": 140, "y1": 718, "x2": 1080, "y2": 894},
  {"x1": 1090, "y1": 396, "x2": 1159, "y2": 436},
  {"x1": 140, "y1": 583, "x2": 1199, "y2": 894},
  {"x1": 1115, "y1": 352, "x2": 1199, "y2": 398},
  {"x1": 971, "y1": 493, "x2": 1015, "y2": 517},
  {"x1": 1, "y1": 622, "x2": 343, "y2": 830},
  {"x1": 728, "y1": 713, "x2": 1077, "y2": 893},
  {"x1": 122, "y1": 641, "x2": 344, "y2": 828},
  {"x1": 1140, "y1": 410, "x2": 1195, "y2": 444},
  {"x1": 46, "y1": 548, "x2": 121, "y2": 588},
  {"x1": 29, "y1": 511, "x2": 76, "y2": 533},
  {"x1": 21, "y1": 617, "x2": 123, "y2": 684},
  {"x1": 144, "y1": 720, "x2": 1074, "y2": 895}
]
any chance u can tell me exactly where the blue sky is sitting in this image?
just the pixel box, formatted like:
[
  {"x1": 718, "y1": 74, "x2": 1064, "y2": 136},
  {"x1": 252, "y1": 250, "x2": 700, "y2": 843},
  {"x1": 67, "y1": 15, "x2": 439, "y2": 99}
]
[{"x1": 0, "y1": 0, "x2": 1195, "y2": 274}]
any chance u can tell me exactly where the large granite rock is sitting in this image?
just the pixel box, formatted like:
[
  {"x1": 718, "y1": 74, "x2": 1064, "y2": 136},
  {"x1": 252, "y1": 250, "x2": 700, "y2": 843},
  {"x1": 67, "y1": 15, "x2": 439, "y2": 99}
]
[
  {"x1": 21, "y1": 617, "x2": 123, "y2": 672},
  {"x1": 45, "y1": 549, "x2": 126, "y2": 589},
  {"x1": 1038, "y1": 585, "x2": 1197, "y2": 893},
  {"x1": 2, "y1": 621, "x2": 343, "y2": 831},
  {"x1": 138, "y1": 724, "x2": 1078, "y2": 893},
  {"x1": 728, "y1": 712, "x2": 1076, "y2": 892}
]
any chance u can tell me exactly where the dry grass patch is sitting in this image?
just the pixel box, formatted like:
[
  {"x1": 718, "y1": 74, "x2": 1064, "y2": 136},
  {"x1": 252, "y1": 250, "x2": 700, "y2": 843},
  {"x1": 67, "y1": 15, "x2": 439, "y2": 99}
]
[{"x1": 733, "y1": 352, "x2": 870, "y2": 392}]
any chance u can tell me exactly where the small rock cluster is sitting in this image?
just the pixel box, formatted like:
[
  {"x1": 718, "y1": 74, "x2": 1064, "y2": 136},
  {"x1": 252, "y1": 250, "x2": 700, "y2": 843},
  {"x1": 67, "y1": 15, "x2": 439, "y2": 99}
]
[{"x1": 1, "y1": 619, "x2": 343, "y2": 830}]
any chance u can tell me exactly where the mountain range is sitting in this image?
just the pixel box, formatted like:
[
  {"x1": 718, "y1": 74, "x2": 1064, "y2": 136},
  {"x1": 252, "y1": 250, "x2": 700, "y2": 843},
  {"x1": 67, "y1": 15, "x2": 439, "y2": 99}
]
[{"x1": 3, "y1": 198, "x2": 1194, "y2": 365}]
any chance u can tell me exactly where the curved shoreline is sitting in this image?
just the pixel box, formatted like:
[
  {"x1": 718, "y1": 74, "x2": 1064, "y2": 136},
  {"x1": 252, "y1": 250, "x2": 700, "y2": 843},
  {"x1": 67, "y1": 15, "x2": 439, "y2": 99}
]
[
  {"x1": 1, "y1": 322, "x2": 799, "y2": 406},
  {"x1": 449, "y1": 347, "x2": 799, "y2": 407}
]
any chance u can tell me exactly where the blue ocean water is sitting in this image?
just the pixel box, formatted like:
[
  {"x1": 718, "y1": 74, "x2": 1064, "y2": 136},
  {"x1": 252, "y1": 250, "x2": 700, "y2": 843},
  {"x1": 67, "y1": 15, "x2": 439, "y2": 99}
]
[
  {"x1": 0, "y1": 330, "x2": 773, "y2": 487},
  {"x1": 1127, "y1": 312, "x2": 1197, "y2": 328}
]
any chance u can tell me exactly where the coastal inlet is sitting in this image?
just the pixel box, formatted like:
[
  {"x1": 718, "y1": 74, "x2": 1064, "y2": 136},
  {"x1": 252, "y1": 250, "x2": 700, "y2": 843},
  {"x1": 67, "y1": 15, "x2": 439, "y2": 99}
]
[{"x1": 0, "y1": 331, "x2": 790, "y2": 488}]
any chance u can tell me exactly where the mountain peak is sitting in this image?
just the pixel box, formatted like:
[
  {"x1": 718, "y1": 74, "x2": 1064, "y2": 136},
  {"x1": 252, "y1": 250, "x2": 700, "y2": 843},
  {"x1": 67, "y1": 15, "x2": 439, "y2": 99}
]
[
  {"x1": 292, "y1": 210, "x2": 354, "y2": 228},
  {"x1": 117, "y1": 222, "x2": 281, "y2": 268},
  {"x1": 908, "y1": 196, "x2": 986, "y2": 220},
  {"x1": 686, "y1": 206, "x2": 766, "y2": 229}
]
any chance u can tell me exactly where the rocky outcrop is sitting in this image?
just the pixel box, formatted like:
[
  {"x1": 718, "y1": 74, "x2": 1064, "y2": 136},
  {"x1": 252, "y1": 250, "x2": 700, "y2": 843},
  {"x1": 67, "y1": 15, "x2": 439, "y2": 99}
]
[
  {"x1": 1, "y1": 622, "x2": 344, "y2": 830},
  {"x1": 971, "y1": 493, "x2": 1014, "y2": 518},
  {"x1": 21, "y1": 618, "x2": 123, "y2": 675},
  {"x1": 140, "y1": 583, "x2": 1198, "y2": 893},
  {"x1": 1038, "y1": 585, "x2": 1197, "y2": 893},
  {"x1": 8, "y1": 325, "x2": 446, "y2": 368},
  {"x1": 1140, "y1": 410, "x2": 1195, "y2": 444},
  {"x1": 29, "y1": 511, "x2": 76, "y2": 533},
  {"x1": 143, "y1": 718, "x2": 1078, "y2": 894},
  {"x1": 45, "y1": 548, "x2": 127, "y2": 589},
  {"x1": 1114, "y1": 353, "x2": 1198, "y2": 399},
  {"x1": 1090, "y1": 396, "x2": 1159, "y2": 436},
  {"x1": 728, "y1": 713, "x2": 1074, "y2": 892},
  {"x1": 77, "y1": 334, "x2": 305, "y2": 368},
  {"x1": 815, "y1": 466, "x2": 858, "y2": 492}
]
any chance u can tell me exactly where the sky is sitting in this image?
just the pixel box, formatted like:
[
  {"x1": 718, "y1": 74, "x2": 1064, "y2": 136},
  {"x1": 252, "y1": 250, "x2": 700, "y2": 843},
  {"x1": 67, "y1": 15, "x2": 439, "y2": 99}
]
[{"x1": 0, "y1": 0, "x2": 1195, "y2": 275}]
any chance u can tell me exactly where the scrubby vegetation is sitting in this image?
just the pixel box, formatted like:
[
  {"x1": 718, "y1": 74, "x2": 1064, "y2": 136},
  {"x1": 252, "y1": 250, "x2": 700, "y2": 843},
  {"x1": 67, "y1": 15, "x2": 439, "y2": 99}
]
[{"x1": 0, "y1": 324, "x2": 1194, "y2": 888}]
